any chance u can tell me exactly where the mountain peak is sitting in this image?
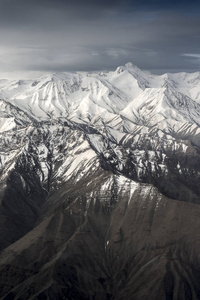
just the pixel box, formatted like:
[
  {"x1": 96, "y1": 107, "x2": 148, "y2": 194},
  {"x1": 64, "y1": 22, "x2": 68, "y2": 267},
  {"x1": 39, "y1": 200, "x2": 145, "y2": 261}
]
[
  {"x1": 38, "y1": 73, "x2": 62, "y2": 82},
  {"x1": 115, "y1": 62, "x2": 142, "y2": 75},
  {"x1": 38, "y1": 72, "x2": 77, "y2": 83},
  {"x1": 124, "y1": 62, "x2": 141, "y2": 71}
]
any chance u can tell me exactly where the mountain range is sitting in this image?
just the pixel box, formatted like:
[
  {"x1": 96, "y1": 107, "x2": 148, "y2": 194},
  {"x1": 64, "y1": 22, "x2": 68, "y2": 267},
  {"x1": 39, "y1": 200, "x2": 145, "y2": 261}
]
[{"x1": 0, "y1": 62, "x2": 200, "y2": 299}]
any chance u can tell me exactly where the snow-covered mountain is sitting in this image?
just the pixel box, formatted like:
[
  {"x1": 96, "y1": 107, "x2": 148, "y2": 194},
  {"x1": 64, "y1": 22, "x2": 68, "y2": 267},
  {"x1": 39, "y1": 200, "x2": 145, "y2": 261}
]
[{"x1": 0, "y1": 63, "x2": 200, "y2": 299}]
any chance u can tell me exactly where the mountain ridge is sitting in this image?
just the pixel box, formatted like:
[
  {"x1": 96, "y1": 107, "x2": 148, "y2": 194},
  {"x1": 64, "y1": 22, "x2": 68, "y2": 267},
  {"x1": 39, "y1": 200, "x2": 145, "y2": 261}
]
[{"x1": 0, "y1": 63, "x2": 200, "y2": 299}]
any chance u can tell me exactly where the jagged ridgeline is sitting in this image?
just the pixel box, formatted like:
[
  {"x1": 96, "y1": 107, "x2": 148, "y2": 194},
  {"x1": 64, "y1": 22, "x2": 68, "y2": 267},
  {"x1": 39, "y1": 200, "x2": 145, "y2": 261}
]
[{"x1": 0, "y1": 63, "x2": 200, "y2": 299}]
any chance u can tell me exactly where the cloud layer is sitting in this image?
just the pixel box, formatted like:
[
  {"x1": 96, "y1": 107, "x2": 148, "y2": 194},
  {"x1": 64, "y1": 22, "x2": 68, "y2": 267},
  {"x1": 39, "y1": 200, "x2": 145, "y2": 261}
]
[{"x1": 0, "y1": 0, "x2": 200, "y2": 77}]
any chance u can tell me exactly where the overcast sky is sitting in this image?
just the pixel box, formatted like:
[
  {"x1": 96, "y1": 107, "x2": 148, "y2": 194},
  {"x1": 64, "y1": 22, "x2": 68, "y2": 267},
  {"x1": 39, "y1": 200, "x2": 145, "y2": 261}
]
[{"x1": 0, "y1": 0, "x2": 200, "y2": 78}]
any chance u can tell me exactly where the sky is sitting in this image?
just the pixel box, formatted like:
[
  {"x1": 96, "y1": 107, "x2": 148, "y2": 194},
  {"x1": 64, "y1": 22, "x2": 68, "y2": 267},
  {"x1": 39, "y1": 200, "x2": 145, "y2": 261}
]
[{"x1": 0, "y1": 0, "x2": 200, "y2": 78}]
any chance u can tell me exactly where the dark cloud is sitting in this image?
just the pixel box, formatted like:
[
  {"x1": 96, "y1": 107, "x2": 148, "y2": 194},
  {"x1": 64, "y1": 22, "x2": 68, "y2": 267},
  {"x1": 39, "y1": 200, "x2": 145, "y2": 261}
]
[{"x1": 0, "y1": 0, "x2": 200, "y2": 77}]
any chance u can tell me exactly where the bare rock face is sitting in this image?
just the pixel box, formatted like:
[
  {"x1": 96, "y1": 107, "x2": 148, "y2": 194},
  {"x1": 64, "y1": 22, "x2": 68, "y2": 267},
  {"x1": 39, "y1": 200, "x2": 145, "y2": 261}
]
[{"x1": 0, "y1": 64, "x2": 200, "y2": 299}]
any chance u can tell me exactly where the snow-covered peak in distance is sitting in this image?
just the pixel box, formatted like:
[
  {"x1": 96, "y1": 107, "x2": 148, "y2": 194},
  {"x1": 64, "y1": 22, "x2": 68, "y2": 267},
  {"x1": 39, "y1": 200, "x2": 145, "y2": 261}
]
[{"x1": 115, "y1": 62, "x2": 141, "y2": 73}]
